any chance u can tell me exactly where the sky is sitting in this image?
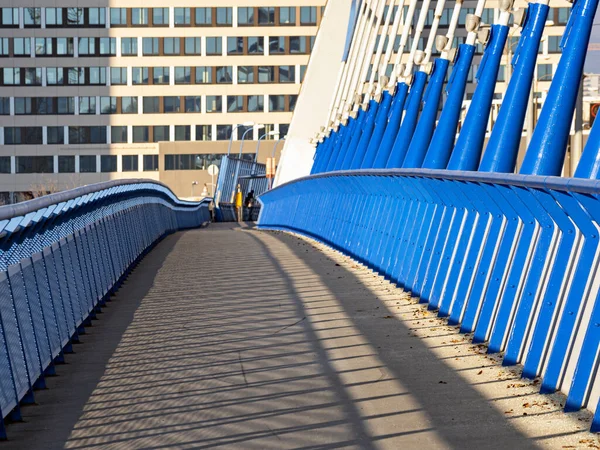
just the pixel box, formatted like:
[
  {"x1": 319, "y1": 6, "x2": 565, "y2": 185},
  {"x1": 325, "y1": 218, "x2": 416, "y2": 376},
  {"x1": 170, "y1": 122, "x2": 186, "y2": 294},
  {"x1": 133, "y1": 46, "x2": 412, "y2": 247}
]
[{"x1": 586, "y1": 9, "x2": 600, "y2": 73}]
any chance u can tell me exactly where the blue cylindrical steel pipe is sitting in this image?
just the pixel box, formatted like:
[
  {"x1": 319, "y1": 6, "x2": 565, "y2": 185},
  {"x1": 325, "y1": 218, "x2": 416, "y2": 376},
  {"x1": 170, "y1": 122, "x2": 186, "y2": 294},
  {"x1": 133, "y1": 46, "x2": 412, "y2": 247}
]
[
  {"x1": 361, "y1": 91, "x2": 394, "y2": 168},
  {"x1": 422, "y1": 44, "x2": 476, "y2": 169},
  {"x1": 520, "y1": 0, "x2": 599, "y2": 176},
  {"x1": 402, "y1": 58, "x2": 451, "y2": 168},
  {"x1": 386, "y1": 71, "x2": 429, "y2": 168},
  {"x1": 480, "y1": 4, "x2": 550, "y2": 173},
  {"x1": 447, "y1": 24, "x2": 509, "y2": 171},
  {"x1": 372, "y1": 83, "x2": 410, "y2": 168}
]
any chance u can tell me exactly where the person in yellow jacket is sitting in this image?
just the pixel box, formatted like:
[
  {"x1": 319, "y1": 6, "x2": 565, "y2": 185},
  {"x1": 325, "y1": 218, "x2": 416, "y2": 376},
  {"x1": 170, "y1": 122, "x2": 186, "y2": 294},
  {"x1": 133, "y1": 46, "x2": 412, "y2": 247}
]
[{"x1": 235, "y1": 184, "x2": 243, "y2": 222}]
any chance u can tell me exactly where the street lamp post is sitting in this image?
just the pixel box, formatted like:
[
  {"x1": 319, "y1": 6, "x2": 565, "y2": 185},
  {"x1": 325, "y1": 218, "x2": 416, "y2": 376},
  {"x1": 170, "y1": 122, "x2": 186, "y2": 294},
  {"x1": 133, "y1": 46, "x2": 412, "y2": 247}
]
[
  {"x1": 254, "y1": 131, "x2": 279, "y2": 162},
  {"x1": 227, "y1": 121, "x2": 255, "y2": 156},
  {"x1": 239, "y1": 124, "x2": 264, "y2": 159}
]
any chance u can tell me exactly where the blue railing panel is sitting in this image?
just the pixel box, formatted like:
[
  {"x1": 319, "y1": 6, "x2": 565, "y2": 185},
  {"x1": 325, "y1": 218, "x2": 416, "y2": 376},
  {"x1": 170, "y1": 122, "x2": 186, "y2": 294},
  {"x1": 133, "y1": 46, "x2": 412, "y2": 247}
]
[
  {"x1": 0, "y1": 179, "x2": 210, "y2": 439},
  {"x1": 258, "y1": 169, "x2": 600, "y2": 431}
]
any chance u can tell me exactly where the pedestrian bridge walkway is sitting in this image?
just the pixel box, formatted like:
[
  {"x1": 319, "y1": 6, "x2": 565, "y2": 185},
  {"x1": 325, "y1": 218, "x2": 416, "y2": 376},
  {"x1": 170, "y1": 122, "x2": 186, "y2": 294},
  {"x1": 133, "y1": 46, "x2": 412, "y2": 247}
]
[{"x1": 2, "y1": 223, "x2": 595, "y2": 449}]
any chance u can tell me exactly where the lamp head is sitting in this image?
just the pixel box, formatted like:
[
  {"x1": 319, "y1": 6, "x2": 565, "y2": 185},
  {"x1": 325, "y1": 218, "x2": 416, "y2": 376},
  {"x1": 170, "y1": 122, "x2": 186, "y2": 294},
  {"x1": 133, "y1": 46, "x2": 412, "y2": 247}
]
[{"x1": 256, "y1": 124, "x2": 265, "y2": 130}]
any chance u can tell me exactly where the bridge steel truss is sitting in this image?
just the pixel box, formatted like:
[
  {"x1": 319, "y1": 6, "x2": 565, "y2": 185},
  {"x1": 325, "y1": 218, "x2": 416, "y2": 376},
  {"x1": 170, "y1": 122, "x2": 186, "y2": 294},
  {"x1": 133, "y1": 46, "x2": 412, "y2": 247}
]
[
  {"x1": 0, "y1": 180, "x2": 210, "y2": 439},
  {"x1": 259, "y1": 0, "x2": 600, "y2": 434}
]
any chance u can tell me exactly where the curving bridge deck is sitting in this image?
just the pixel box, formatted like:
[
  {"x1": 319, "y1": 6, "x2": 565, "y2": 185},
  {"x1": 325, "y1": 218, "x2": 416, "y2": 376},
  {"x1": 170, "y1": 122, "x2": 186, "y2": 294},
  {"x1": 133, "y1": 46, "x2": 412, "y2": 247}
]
[{"x1": 3, "y1": 224, "x2": 596, "y2": 449}]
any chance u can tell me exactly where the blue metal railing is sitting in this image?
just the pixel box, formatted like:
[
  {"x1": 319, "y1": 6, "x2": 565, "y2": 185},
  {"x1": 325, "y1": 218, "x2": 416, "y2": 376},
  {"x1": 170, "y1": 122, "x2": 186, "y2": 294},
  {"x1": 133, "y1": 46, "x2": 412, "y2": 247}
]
[
  {"x1": 0, "y1": 179, "x2": 210, "y2": 439},
  {"x1": 258, "y1": 169, "x2": 600, "y2": 431}
]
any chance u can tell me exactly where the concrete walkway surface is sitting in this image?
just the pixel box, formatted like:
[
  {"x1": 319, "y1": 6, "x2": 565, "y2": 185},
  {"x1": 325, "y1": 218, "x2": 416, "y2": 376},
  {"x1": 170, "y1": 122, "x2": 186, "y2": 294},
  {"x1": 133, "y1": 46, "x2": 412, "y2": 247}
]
[{"x1": 2, "y1": 223, "x2": 598, "y2": 449}]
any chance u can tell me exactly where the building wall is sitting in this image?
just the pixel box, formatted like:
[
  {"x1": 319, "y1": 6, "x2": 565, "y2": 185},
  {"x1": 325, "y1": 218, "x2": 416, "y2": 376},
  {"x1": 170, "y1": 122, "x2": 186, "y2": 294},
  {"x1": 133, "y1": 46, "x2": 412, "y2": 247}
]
[{"x1": 0, "y1": 1, "x2": 326, "y2": 202}]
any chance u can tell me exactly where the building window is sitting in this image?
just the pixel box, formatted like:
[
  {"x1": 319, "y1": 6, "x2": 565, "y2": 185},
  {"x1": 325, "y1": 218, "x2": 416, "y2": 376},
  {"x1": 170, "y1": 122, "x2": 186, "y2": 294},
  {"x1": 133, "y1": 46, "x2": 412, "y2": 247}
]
[
  {"x1": 79, "y1": 155, "x2": 96, "y2": 172},
  {"x1": 238, "y1": 7, "x2": 254, "y2": 26},
  {"x1": 111, "y1": 126, "x2": 127, "y2": 143},
  {"x1": 175, "y1": 8, "x2": 191, "y2": 25},
  {"x1": 143, "y1": 155, "x2": 158, "y2": 171},
  {"x1": 279, "y1": 124, "x2": 289, "y2": 137},
  {"x1": 58, "y1": 155, "x2": 74, "y2": 172},
  {"x1": 497, "y1": 65, "x2": 506, "y2": 82},
  {"x1": 121, "y1": 38, "x2": 138, "y2": 56},
  {"x1": 153, "y1": 67, "x2": 169, "y2": 84},
  {"x1": 238, "y1": 66, "x2": 254, "y2": 84},
  {"x1": 132, "y1": 67, "x2": 149, "y2": 85},
  {"x1": 289, "y1": 95, "x2": 298, "y2": 111},
  {"x1": 101, "y1": 155, "x2": 117, "y2": 172},
  {"x1": 153, "y1": 126, "x2": 169, "y2": 142},
  {"x1": 133, "y1": 126, "x2": 149, "y2": 143},
  {"x1": 216, "y1": 125, "x2": 231, "y2": 140},
  {"x1": 196, "y1": 67, "x2": 212, "y2": 84},
  {"x1": 79, "y1": 96, "x2": 97, "y2": 114},
  {"x1": 290, "y1": 36, "x2": 307, "y2": 54},
  {"x1": 557, "y1": 8, "x2": 569, "y2": 25},
  {"x1": 143, "y1": 96, "x2": 160, "y2": 113},
  {"x1": 48, "y1": 126, "x2": 65, "y2": 144},
  {"x1": 78, "y1": 37, "x2": 95, "y2": 56},
  {"x1": 110, "y1": 67, "x2": 127, "y2": 85},
  {"x1": 46, "y1": 68, "x2": 64, "y2": 85},
  {"x1": 300, "y1": 65, "x2": 307, "y2": 81},
  {"x1": 216, "y1": 66, "x2": 233, "y2": 83},
  {"x1": 16, "y1": 156, "x2": 53, "y2": 173},
  {"x1": 227, "y1": 37, "x2": 244, "y2": 55},
  {"x1": 206, "y1": 96, "x2": 222, "y2": 113},
  {"x1": 89, "y1": 8, "x2": 106, "y2": 26},
  {"x1": 110, "y1": 8, "x2": 127, "y2": 26},
  {"x1": 248, "y1": 37, "x2": 264, "y2": 55},
  {"x1": 100, "y1": 96, "x2": 117, "y2": 114},
  {"x1": 0, "y1": 38, "x2": 8, "y2": 56},
  {"x1": 122, "y1": 155, "x2": 139, "y2": 171},
  {"x1": 57, "y1": 38, "x2": 74, "y2": 56},
  {"x1": 1, "y1": 8, "x2": 19, "y2": 26},
  {"x1": 537, "y1": 64, "x2": 553, "y2": 81},
  {"x1": 24, "y1": 8, "x2": 42, "y2": 27},
  {"x1": 269, "y1": 37, "x2": 286, "y2": 54},
  {"x1": 14, "y1": 38, "x2": 31, "y2": 56},
  {"x1": 153, "y1": 8, "x2": 169, "y2": 26},
  {"x1": 216, "y1": 7, "x2": 232, "y2": 26},
  {"x1": 175, "y1": 67, "x2": 191, "y2": 84},
  {"x1": 45, "y1": 8, "x2": 63, "y2": 26},
  {"x1": 184, "y1": 37, "x2": 201, "y2": 55},
  {"x1": 258, "y1": 66, "x2": 275, "y2": 83},
  {"x1": 164, "y1": 37, "x2": 181, "y2": 55},
  {"x1": 196, "y1": 125, "x2": 212, "y2": 141},
  {"x1": 548, "y1": 36, "x2": 561, "y2": 53},
  {"x1": 227, "y1": 96, "x2": 244, "y2": 113},
  {"x1": 122, "y1": 96, "x2": 138, "y2": 114},
  {"x1": 279, "y1": 66, "x2": 296, "y2": 83},
  {"x1": 195, "y1": 7, "x2": 212, "y2": 26},
  {"x1": 69, "y1": 126, "x2": 106, "y2": 144},
  {"x1": 258, "y1": 7, "x2": 275, "y2": 25},
  {"x1": 88, "y1": 67, "x2": 107, "y2": 85},
  {"x1": 99, "y1": 38, "x2": 116, "y2": 55},
  {"x1": 5, "y1": 127, "x2": 43, "y2": 144},
  {"x1": 142, "y1": 37, "x2": 159, "y2": 55},
  {"x1": 248, "y1": 95, "x2": 264, "y2": 112},
  {"x1": 269, "y1": 95, "x2": 285, "y2": 112},
  {"x1": 279, "y1": 7, "x2": 296, "y2": 25},
  {"x1": 163, "y1": 96, "x2": 180, "y2": 113},
  {"x1": 300, "y1": 7, "x2": 317, "y2": 25},
  {"x1": 206, "y1": 37, "x2": 222, "y2": 55},
  {"x1": 0, "y1": 97, "x2": 8, "y2": 115},
  {"x1": 185, "y1": 96, "x2": 201, "y2": 112},
  {"x1": 0, "y1": 156, "x2": 9, "y2": 173},
  {"x1": 132, "y1": 8, "x2": 149, "y2": 26},
  {"x1": 175, "y1": 125, "x2": 190, "y2": 141},
  {"x1": 66, "y1": 8, "x2": 84, "y2": 26}
]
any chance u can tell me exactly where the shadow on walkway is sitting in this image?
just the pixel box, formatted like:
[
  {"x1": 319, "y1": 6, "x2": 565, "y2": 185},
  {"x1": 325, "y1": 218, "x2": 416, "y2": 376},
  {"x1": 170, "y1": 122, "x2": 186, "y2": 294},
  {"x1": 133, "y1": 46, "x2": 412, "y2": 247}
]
[{"x1": 0, "y1": 224, "x2": 577, "y2": 449}]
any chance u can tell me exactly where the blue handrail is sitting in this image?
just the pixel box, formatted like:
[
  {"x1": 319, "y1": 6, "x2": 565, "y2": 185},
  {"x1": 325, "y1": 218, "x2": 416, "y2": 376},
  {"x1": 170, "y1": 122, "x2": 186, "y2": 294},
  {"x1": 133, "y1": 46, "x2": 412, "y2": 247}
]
[{"x1": 0, "y1": 180, "x2": 210, "y2": 439}]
